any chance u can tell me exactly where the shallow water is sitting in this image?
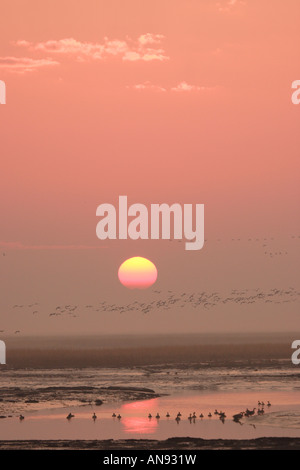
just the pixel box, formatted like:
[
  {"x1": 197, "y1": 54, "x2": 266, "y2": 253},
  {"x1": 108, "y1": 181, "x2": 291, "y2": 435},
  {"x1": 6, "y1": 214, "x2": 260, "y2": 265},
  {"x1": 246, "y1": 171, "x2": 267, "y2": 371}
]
[
  {"x1": 0, "y1": 361, "x2": 300, "y2": 440},
  {"x1": 1, "y1": 391, "x2": 300, "y2": 440},
  {"x1": 1, "y1": 358, "x2": 300, "y2": 440}
]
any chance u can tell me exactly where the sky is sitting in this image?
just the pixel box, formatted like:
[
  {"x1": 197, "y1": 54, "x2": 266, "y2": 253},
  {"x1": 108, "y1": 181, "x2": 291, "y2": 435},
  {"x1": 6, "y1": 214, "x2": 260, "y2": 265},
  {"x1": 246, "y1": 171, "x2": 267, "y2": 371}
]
[{"x1": 0, "y1": 0, "x2": 299, "y2": 335}]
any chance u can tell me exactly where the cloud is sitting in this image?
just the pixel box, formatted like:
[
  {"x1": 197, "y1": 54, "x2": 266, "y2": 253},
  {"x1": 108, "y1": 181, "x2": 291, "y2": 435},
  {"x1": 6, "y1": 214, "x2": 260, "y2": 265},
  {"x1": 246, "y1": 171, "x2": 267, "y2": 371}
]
[
  {"x1": 0, "y1": 241, "x2": 104, "y2": 250},
  {"x1": 0, "y1": 56, "x2": 59, "y2": 73},
  {"x1": 123, "y1": 49, "x2": 168, "y2": 62},
  {"x1": 129, "y1": 81, "x2": 216, "y2": 94},
  {"x1": 1, "y1": 35, "x2": 168, "y2": 74},
  {"x1": 128, "y1": 81, "x2": 167, "y2": 92},
  {"x1": 170, "y1": 81, "x2": 212, "y2": 92},
  {"x1": 14, "y1": 40, "x2": 31, "y2": 47},
  {"x1": 137, "y1": 33, "x2": 165, "y2": 45},
  {"x1": 14, "y1": 34, "x2": 169, "y2": 63},
  {"x1": 129, "y1": 81, "x2": 215, "y2": 93},
  {"x1": 216, "y1": 0, "x2": 246, "y2": 12}
]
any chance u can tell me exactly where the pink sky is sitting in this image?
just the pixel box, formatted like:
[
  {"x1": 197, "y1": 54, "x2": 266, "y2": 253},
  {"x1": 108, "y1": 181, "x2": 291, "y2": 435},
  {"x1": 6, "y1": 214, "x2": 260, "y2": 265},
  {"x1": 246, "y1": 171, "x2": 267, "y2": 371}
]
[{"x1": 0, "y1": 0, "x2": 299, "y2": 335}]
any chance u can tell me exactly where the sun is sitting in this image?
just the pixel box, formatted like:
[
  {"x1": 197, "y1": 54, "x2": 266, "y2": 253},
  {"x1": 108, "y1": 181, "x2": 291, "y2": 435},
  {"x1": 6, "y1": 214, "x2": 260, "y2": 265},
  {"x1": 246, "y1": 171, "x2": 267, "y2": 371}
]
[{"x1": 118, "y1": 257, "x2": 158, "y2": 289}]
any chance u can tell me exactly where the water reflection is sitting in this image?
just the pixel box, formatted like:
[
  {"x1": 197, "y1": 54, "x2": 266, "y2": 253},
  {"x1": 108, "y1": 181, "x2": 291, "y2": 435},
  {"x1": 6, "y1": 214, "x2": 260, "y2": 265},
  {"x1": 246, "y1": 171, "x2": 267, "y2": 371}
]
[
  {"x1": 121, "y1": 398, "x2": 160, "y2": 434},
  {"x1": 121, "y1": 417, "x2": 158, "y2": 434},
  {"x1": 122, "y1": 398, "x2": 159, "y2": 412}
]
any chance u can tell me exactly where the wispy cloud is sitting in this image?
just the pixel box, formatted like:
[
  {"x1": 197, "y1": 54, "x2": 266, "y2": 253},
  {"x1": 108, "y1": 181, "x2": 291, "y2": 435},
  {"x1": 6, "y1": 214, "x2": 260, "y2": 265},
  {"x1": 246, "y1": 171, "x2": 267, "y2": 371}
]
[
  {"x1": 129, "y1": 81, "x2": 215, "y2": 93},
  {"x1": 216, "y1": 0, "x2": 246, "y2": 12},
  {"x1": 128, "y1": 81, "x2": 167, "y2": 92},
  {"x1": 13, "y1": 34, "x2": 169, "y2": 63},
  {"x1": 0, "y1": 56, "x2": 59, "y2": 73},
  {"x1": 170, "y1": 81, "x2": 212, "y2": 92},
  {"x1": 137, "y1": 33, "x2": 165, "y2": 45}
]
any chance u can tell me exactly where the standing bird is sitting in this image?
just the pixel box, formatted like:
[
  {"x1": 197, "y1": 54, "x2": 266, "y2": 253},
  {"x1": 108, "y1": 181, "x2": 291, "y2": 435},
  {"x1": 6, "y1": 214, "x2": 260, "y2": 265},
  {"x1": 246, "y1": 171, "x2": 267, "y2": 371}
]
[{"x1": 233, "y1": 412, "x2": 244, "y2": 422}]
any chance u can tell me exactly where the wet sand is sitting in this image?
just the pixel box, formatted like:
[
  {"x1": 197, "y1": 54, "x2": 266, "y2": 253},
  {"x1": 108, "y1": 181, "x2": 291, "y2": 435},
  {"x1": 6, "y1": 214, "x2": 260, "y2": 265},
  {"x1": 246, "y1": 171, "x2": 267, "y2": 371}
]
[
  {"x1": 0, "y1": 437, "x2": 300, "y2": 450},
  {"x1": 3, "y1": 341, "x2": 294, "y2": 369}
]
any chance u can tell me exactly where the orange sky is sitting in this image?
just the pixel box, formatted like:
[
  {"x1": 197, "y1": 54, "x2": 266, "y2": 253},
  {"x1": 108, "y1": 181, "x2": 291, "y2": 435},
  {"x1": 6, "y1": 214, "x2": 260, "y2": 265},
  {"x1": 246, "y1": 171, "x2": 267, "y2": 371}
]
[{"x1": 0, "y1": 0, "x2": 299, "y2": 335}]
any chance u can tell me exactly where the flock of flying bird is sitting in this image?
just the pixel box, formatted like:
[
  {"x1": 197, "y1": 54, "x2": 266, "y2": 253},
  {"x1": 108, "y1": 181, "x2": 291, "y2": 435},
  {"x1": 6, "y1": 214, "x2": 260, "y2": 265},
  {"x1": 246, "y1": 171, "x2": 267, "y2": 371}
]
[
  {"x1": 1, "y1": 234, "x2": 299, "y2": 334},
  {"x1": 168, "y1": 234, "x2": 299, "y2": 258},
  {"x1": 0, "y1": 285, "x2": 298, "y2": 334}
]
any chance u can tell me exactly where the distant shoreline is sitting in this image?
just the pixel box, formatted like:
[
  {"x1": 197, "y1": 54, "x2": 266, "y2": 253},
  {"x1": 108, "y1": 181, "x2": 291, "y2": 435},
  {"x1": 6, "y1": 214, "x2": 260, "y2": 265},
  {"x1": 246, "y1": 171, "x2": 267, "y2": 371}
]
[{"x1": 0, "y1": 437, "x2": 300, "y2": 450}]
